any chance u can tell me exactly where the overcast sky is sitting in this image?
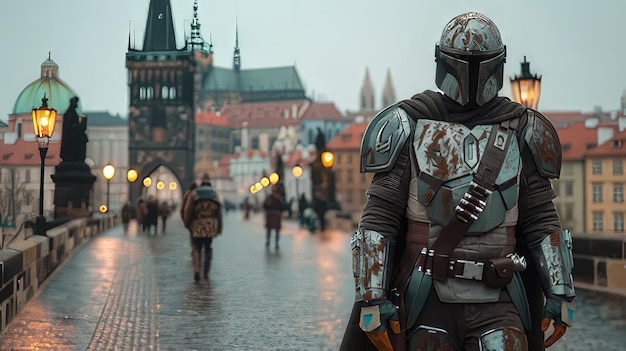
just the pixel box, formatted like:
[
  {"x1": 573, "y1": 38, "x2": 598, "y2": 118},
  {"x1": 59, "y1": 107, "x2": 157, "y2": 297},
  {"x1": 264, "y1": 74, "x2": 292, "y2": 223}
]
[{"x1": 1, "y1": 0, "x2": 624, "y2": 121}]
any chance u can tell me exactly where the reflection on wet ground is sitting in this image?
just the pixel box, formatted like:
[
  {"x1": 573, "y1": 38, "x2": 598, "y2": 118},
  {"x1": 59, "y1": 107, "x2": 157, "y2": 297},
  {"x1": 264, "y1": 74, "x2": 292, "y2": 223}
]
[{"x1": 0, "y1": 212, "x2": 624, "y2": 350}]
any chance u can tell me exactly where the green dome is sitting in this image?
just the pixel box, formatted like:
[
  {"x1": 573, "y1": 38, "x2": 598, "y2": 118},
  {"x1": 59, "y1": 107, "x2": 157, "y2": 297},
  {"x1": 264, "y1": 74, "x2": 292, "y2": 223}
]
[
  {"x1": 12, "y1": 77, "x2": 81, "y2": 115},
  {"x1": 12, "y1": 57, "x2": 81, "y2": 115}
]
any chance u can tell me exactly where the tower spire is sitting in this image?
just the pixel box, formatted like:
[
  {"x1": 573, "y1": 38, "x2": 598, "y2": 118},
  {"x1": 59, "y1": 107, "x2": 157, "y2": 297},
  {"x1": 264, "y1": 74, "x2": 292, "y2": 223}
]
[
  {"x1": 142, "y1": 0, "x2": 178, "y2": 51},
  {"x1": 187, "y1": 0, "x2": 212, "y2": 53},
  {"x1": 360, "y1": 67, "x2": 375, "y2": 110},
  {"x1": 233, "y1": 18, "x2": 241, "y2": 71},
  {"x1": 382, "y1": 68, "x2": 396, "y2": 108}
]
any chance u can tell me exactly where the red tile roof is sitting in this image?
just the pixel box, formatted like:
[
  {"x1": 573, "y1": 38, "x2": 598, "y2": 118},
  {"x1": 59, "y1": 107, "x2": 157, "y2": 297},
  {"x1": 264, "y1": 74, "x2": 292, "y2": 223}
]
[
  {"x1": 556, "y1": 122, "x2": 606, "y2": 161},
  {"x1": 0, "y1": 138, "x2": 61, "y2": 166},
  {"x1": 326, "y1": 121, "x2": 368, "y2": 151},
  {"x1": 300, "y1": 102, "x2": 345, "y2": 121},
  {"x1": 195, "y1": 111, "x2": 228, "y2": 126},
  {"x1": 585, "y1": 130, "x2": 626, "y2": 158},
  {"x1": 220, "y1": 100, "x2": 310, "y2": 128},
  {"x1": 230, "y1": 149, "x2": 269, "y2": 159}
]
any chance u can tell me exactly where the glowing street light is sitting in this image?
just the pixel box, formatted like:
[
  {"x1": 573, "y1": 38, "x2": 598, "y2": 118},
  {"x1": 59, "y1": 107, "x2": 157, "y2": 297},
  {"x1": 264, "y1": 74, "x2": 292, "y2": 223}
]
[
  {"x1": 510, "y1": 56, "x2": 542, "y2": 109},
  {"x1": 321, "y1": 151, "x2": 335, "y2": 168},
  {"x1": 32, "y1": 93, "x2": 57, "y2": 235},
  {"x1": 292, "y1": 164, "x2": 303, "y2": 198},
  {"x1": 102, "y1": 164, "x2": 116, "y2": 212},
  {"x1": 126, "y1": 169, "x2": 138, "y2": 183},
  {"x1": 269, "y1": 172, "x2": 280, "y2": 185}
]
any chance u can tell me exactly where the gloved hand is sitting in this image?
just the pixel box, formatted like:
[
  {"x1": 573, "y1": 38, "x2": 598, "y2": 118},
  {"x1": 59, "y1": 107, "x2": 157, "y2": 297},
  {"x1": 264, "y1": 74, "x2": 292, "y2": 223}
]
[
  {"x1": 542, "y1": 297, "x2": 575, "y2": 348},
  {"x1": 358, "y1": 299, "x2": 400, "y2": 351}
]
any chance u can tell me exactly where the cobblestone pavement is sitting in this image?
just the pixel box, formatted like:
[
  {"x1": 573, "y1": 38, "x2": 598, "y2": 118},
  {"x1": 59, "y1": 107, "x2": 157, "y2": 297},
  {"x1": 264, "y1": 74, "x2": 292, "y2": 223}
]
[{"x1": 0, "y1": 210, "x2": 624, "y2": 350}]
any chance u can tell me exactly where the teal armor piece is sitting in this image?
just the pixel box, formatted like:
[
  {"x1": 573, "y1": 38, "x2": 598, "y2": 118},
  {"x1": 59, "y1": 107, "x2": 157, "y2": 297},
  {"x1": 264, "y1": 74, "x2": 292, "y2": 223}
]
[
  {"x1": 351, "y1": 229, "x2": 395, "y2": 302},
  {"x1": 413, "y1": 119, "x2": 521, "y2": 233},
  {"x1": 531, "y1": 229, "x2": 575, "y2": 299},
  {"x1": 360, "y1": 105, "x2": 413, "y2": 173},
  {"x1": 523, "y1": 109, "x2": 562, "y2": 179}
]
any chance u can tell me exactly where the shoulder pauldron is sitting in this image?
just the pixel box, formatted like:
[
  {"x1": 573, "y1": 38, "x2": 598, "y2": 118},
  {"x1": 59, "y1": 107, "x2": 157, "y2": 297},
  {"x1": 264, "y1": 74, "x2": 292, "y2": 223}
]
[
  {"x1": 360, "y1": 105, "x2": 413, "y2": 173},
  {"x1": 523, "y1": 110, "x2": 562, "y2": 179}
]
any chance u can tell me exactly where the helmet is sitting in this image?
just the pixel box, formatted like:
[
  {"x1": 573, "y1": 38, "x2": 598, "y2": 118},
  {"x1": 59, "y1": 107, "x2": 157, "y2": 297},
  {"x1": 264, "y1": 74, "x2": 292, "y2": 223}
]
[{"x1": 435, "y1": 12, "x2": 506, "y2": 106}]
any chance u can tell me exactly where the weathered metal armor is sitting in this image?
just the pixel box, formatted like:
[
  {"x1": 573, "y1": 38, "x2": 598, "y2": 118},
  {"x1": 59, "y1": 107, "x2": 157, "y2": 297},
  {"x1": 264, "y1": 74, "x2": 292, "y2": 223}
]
[
  {"x1": 352, "y1": 228, "x2": 395, "y2": 302},
  {"x1": 409, "y1": 118, "x2": 521, "y2": 302}
]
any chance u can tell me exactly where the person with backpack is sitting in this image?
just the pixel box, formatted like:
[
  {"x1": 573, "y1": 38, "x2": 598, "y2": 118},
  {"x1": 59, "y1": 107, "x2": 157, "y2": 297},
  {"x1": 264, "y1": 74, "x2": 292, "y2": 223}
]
[{"x1": 183, "y1": 173, "x2": 223, "y2": 282}]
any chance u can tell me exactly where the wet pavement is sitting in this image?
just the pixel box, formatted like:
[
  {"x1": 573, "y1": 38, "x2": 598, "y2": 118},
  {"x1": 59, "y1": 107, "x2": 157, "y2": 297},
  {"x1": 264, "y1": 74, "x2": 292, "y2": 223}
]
[{"x1": 0, "y1": 210, "x2": 624, "y2": 350}]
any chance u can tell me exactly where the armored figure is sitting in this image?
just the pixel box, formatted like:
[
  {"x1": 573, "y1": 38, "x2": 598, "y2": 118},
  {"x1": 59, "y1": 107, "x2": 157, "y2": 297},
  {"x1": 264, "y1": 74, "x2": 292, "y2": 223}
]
[{"x1": 340, "y1": 12, "x2": 575, "y2": 351}]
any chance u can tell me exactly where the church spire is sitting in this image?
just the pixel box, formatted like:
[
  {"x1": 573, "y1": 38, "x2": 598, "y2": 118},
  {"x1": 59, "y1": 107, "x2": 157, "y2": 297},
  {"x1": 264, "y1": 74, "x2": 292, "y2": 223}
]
[
  {"x1": 187, "y1": 0, "x2": 212, "y2": 53},
  {"x1": 142, "y1": 0, "x2": 178, "y2": 51},
  {"x1": 360, "y1": 67, "x2": 375, "y2": 110},
  {"x1": 381, "y1": 68, "x2": 396, "y2": 108},
  {"x1": 233, "y1": 19, "x2": 241, "y2": 71}
]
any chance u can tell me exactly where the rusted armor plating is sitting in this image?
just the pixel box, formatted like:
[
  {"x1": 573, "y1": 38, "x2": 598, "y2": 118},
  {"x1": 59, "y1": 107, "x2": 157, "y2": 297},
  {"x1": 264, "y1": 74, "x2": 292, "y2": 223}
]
[
  {"x1": 352, "y1": 228, "x2": 395, "y2": 302},
  {"x1": 531, "y1": 229, "x2": 575, "y2": 299},
  {"x1": 409, "y1": 118, "x2": 521, "y2": 302}
]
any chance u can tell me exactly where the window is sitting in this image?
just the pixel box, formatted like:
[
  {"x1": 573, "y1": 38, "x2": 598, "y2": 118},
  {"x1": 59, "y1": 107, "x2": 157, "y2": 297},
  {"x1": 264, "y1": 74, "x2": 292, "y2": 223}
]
[
  {"x1": 147, "y1": 87, "x2": 154, "y2": 99},
  {"x1": 565, "y1": 181, "x2": 574, "y2": 196},
  {"x1": 614, "y1": 183, "x2": 624, "y2": 202},
  {"x1": 161, "y1": 86, "x2": 169, "y2": 99},
  {"x1": 347, "y1": 170, "x2": 354, "y2": 183},
  {"x1": 592, "y1": 160, "x2": 602, "y2": 175},
  {"x1": 592, "y1": 184, "x2": 603, "y2": 202},
  {"x1": 614, "y1": 213, "x2": 624, "y2": 232},
  {"x1": 139, "y1": 87, "x2": 146, "y2": 100},
  {"x1": 564, "y1": 204, "x2": 573, "y2": 220},
  {"x1": 25, "y1": 169, "x2": 31, "y2": 183},
  {"x1": 613, "y1": 160, "x2": 623, "y2": 175},
  {"x1": 593, "y1": 212, "x2": 603, "y2": 231},
  {"x1": 169, "y1": 87, "x2": 176, "y2": 99}
]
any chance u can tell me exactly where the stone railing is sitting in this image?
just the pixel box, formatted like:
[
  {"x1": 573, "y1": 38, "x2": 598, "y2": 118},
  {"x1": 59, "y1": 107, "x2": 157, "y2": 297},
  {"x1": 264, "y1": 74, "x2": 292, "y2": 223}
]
[
  {"x1": 0, "y1": 213, "x2": 118, "y2": 332},
  {"x1": 572, "y1": 233, "x2": 626, "y2": 295}
]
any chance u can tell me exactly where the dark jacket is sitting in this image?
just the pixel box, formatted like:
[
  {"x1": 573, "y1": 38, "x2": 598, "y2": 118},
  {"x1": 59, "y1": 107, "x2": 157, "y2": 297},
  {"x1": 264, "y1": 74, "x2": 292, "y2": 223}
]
[{"x1": 263, "y1": 191, "x2": 284, "y2": 230}]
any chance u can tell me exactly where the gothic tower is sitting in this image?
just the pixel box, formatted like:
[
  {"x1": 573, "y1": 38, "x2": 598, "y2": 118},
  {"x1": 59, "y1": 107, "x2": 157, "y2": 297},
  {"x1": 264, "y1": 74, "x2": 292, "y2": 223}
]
[
  {"x1": 381, "y1": 68, "x2": 396, "y2": 108},
  {"x1": 360, "y1": 67, "x2": 375, "y2": 110},
  {"x1": 126, "y1": 0, "x2": 209, "y2": 203}
]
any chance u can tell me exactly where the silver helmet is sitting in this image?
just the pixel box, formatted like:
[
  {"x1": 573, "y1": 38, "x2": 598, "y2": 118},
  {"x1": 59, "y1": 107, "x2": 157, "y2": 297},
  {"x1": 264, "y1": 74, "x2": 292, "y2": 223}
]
[{"x1": 435, "y1": 12, "x2": 506, "y2": 106}]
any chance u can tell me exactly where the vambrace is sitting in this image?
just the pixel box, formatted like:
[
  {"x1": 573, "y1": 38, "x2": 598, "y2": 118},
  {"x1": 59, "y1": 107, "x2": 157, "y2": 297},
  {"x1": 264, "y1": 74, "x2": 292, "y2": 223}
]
[
  {"x1": 351, "y1": 228, "x2": 395, "y2": 302},
  {"x1": 530, "y1": 229, "x2": 575, "y2": 300}
]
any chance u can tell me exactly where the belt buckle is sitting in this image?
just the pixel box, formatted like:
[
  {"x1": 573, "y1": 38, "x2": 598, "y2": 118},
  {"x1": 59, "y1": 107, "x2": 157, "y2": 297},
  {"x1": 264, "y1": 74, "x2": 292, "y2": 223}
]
[{"x1": 454, "y1": 260, "x2": 484, "y2": 280}]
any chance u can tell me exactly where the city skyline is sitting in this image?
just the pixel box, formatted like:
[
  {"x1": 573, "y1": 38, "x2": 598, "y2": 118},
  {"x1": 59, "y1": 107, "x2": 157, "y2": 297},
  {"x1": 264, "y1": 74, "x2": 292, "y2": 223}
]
[{"x1": 1, "y1": 0, "x2": 624, "y2": 121}]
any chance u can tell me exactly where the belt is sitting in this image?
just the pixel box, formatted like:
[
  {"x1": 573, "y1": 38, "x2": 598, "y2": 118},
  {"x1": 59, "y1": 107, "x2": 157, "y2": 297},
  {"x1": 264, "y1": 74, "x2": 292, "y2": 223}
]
[
  {"x1": 416, "y1": 253, "x2": 527, "y2": 287},
  {"x1": 449, "y1": 259, "x2": 486, "y2": 280}
]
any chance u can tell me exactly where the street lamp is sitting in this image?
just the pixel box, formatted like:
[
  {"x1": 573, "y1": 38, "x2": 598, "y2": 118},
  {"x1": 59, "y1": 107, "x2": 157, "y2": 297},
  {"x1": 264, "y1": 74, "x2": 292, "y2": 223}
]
[
  {"x1": 126, "y1": 169, "x2": 138, "y2": 183},
  {"x1": 31, "y1": 93, "x2": 57, "y2": 236},
  {"x1": 510, "y1": 56, "x2": 542, "y2": 109},
  {"x1": 292, "y1": 164, "x2": 303, "y2": 198},
  {"x1": 102, "y1": 164, "x2": 115, "y2": 213},
  {"x1": 269, "y1": 172, "x2": 280, "y2": 185}
]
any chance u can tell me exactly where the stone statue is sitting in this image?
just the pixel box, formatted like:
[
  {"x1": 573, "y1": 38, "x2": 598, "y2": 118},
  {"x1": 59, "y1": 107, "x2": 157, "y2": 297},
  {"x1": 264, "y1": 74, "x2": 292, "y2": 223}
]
[{"x1": 60, "y1": 96, "x2": 88, "y2": 162}]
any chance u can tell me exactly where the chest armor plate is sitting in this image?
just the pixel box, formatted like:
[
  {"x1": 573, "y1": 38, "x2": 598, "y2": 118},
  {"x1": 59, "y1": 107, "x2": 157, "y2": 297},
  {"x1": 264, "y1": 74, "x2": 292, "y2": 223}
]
[{"x1": 414, "y1": 119, "x2": 520, "y2": 232}]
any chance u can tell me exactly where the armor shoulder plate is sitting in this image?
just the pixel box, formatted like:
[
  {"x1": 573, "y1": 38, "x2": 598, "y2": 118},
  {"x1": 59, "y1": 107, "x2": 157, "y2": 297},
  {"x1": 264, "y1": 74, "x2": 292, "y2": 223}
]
[
  {"x1": 523, "y1": 109, "x2": 562, "y2": 179},
  {"x1": 360, "y1": 105, "x2": 413, "y2": 173}
]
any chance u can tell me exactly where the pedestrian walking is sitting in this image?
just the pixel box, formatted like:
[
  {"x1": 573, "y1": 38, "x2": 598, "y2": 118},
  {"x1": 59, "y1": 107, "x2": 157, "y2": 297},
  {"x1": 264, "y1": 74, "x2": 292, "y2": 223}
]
[
  {"x1": 298, "y1": 193, "x2": 308, "y2": 226},
  {"x1": 160, "y1": 201, "x2": 170, "y2": 232},
  {"x1": 136, "y1": 198, "x2": 147, "y2": 232},
  {"x1": 145, "y1": 195, "x2": 159, "y2": 234},
  {"x1": 263, "y1": 184, "x2": 284, "y2": 249},
  {"x1": 121, "y1": 201, "x2": 131, "y2": 226},
  {"x1": 183, "y1": 173, "x2": 222, "y2": 282}
]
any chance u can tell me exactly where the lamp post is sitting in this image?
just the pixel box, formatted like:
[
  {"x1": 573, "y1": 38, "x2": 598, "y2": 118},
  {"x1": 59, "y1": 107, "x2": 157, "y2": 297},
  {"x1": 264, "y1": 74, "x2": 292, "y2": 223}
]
[
  {"x1": 292, "y1": 164, "x2": 303, "y2": 199},
  {"x1": 510, "y1": 56, "x2": 542, "y2": 109},
  {"x1": 102, "y1": 164, "x2": 115, "y2": 213},
  {"x1": 31, "y1": 93, "x2": 57, "y2": 236}
]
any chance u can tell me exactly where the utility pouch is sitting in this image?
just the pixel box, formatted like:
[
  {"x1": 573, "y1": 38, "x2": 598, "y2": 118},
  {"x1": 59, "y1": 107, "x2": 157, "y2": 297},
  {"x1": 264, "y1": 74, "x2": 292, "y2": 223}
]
[{"x1": 483, "y1": 257, "x2": 515, "y2": 288}]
